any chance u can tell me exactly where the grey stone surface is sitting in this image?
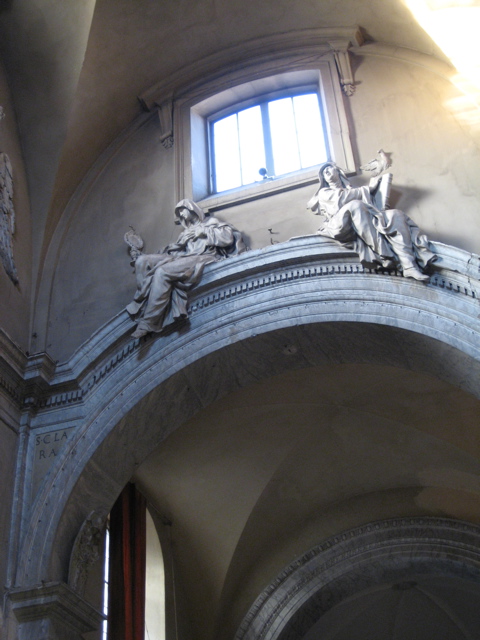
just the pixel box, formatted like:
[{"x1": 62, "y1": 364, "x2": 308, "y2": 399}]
[
  {"x1": 234, "y1": 518, "x2": 480, "y2": 640},
  {"x1": 3, "y1": 237, "x2": 477, "y2": 591},
  {"x1": 10, "y1": 582, "x2": 104, "y2": 640}
]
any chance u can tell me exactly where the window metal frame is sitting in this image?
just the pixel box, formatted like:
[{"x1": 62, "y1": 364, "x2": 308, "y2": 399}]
[{"x1": 208, "y1": 88, "x2": 330, "y2": 194}]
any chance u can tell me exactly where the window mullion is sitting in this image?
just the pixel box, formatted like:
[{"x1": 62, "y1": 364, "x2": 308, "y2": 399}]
[
  {"x1": 292, "y1": 97, "x2": 303, "y2": 168},
  {"x1": 260, "y1": 103, "x2": 275, "y2": 176}
]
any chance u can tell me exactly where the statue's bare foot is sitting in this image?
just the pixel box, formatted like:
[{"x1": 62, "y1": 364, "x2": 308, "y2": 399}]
[
  {"x1": 403, "y1": 266, "x2": 430, "y2": 282},
  {"x1": 132, "y1": 327, "x2": 149, "y2": 338}
]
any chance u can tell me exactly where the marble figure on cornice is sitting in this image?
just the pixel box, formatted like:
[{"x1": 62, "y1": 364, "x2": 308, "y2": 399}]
[
  {"x1": 307, "y1": 162, "x2": 437, "y2": 281},
  {"x1": 126, "y1": 199, "x2": 247, "y2": 338}
]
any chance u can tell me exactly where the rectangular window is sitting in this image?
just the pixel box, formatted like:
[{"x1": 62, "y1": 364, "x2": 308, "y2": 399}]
[
  {"x1": 210, "y1": 93, "x2": 329, "y2": 194},
  {"x1": 177, "y1": 62, "x2": 355, "y2": 210}
]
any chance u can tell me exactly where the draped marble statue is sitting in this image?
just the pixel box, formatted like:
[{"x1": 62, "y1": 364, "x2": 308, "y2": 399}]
[
  {"x1": 307, "y1": 162, "x2": 437, "y2": 281},
  {"x1": 126, "y1": 199, "x2": 247, "y2": 338}
]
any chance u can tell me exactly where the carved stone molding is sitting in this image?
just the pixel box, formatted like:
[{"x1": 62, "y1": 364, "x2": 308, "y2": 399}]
[
  {"x1": 13, "y1": 237, "x2": 480, "y2": 589},
  {"x1": 9, "y1": 582, "x2": 104, "y2": 640},
  {"x1": 235, "y1": 517, "x2": 480, "y2": 640},
  {"x1": 139, "y1": 27, "x2": 364, "y2": 111},
  {"x1": 19, "y1": 238, "x2": 480, "y2": 414},
  {"x1": 68, "y1": 511, "x2": 106, "y2": 596},
  {"x1": 157, "y1": 99, "x2": 174, "y2": 148}
]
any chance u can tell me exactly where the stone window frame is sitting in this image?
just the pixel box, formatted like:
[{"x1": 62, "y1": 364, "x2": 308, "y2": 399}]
[{"x1": 173, "y1": 56, "x2": 356, "y2": 213}]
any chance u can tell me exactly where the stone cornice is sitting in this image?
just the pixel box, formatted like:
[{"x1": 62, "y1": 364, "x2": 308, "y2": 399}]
[
  {"x1": 9, "y1": 581, "x2": 104, "y2": 636},
  {"x1": 3, "y1": 237, "x2": 480, "y2": 415},
  {"x1": 11, "y1": 236, "x2": 480, "y2": 416},
  {"x1": 138, "y1": 26, "x2": 364, "y2": 110},
  {"x1": 138, "y1": 31, "x2": 458, "y2": 114}
]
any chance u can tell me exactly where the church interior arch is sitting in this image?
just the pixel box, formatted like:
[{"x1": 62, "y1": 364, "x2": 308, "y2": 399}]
[{"x1": 1, "y1": 2, "x2": 480, "y2": 638}]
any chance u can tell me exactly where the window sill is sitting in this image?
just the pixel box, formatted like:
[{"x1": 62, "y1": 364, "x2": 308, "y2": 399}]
[{"x1": 198, "y1": 166, "x2": 321, "y2": 213}]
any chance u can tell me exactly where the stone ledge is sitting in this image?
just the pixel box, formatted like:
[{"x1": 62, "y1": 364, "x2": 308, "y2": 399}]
[
  {"x1": 9, "y1": 581, "x2": 104, "y2": 637},
  {"x1": 5, "y1": 238, "x2": 480, "y2": 414}
]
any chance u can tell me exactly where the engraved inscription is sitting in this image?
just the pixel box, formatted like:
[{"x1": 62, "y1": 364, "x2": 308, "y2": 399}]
[{"x1": 33, "y1": 426, "x2": 75, "y2": 491}]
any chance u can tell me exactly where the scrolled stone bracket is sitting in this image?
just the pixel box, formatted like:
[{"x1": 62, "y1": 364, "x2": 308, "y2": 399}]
[
  {"x1": 328, "y1": 39, "x2": 357, "y2": 96},
  {"x1": 12, "y1": 239, "x2": 480, "y2": 414},
  {"x1": 156, "y1": 98, "x2": 174, "y2": 148}
]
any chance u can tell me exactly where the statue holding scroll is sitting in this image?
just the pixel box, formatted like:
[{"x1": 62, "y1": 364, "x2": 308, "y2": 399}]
[
  {"x1": 126, "y1": 199, "x2": 247, "y2": 338},
  {"x1": 307, "y1": 162, "x2": 436, "y2": 281}
]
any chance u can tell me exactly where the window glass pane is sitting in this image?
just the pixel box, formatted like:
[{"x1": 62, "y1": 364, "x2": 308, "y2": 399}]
[
  {"x1": 293, "y1": 94, "x2": 328, "y2": 168},
  {"x1": 213, "y1": 114, "x2": 242, "y2": 192},
  {"x1": 237, "y1": 106, "x2": 266, "y2": 186},
  {"x1": 212, "y1": 91, "x2": 329, "y2": 193},
  {"x1": 268, "y1": 97, "x2": 301, "y2": 176}
]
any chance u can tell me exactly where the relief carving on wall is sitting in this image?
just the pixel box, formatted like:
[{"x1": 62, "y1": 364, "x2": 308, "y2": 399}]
[
  {"x1": 0, "y1": 151, "x2": 19, "y2": 285},
  {"x1": 68, "y1": 511, "x2": 106, "y2": 596}
]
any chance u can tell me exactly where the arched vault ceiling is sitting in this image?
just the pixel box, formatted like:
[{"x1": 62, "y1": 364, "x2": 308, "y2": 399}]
[
  {"x1": 132, "y1": 363, "x2": 480, "y2": 640},
  {"x1": 0, "y1": 0, "x2": 448, "y2": 276}
]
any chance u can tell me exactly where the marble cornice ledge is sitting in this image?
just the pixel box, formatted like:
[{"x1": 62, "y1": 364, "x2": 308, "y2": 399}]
[{"x1": 22, "y1": 237, "x2": 480, "y2": 414}]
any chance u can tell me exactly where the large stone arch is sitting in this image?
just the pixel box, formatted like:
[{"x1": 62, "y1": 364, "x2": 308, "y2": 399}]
[
  {"x1": 235, "y1": 517, "x2": 480, "y2": 640},
  {"x1": 13, "y1": 237, "x2": 480, "y2": 593}
]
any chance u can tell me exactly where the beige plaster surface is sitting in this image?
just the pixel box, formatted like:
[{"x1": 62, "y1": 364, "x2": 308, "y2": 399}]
[
  {"x1": 44, "y1": 54, "x2": 480, "y2": 361},
  {"x1": 0, "y1": 0, "x2": 447, "y2": 284},
  {"x1": 0, "y1": 0, "x2": 96, "y2": 280},
  {"x1": 0, "y1": 58, "x2": 31, "y2": 350}
]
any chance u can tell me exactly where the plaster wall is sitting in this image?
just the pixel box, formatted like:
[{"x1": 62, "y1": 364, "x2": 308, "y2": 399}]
[
  {"x1": 0, "y1": 57, "x2": 32, "y2": 351},
  {"x1": 45, "y1": 54, "x2": 480, "y2": 361}
]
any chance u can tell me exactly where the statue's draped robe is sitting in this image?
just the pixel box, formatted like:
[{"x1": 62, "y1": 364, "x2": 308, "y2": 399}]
[
  {"x1": 127, "y1": 217, "x2": 246, "y2": 334},
  {"x1": 314, "y1": 184, "x2": 436, "y2": 271}
]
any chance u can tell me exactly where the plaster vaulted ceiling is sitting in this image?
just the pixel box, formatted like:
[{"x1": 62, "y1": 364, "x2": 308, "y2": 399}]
[
  {"x1": 133, "y1": 363, "x2": 480, "y2": 640},
  {"x1": 0, "y1": 0, "x2": 448, "y2": 277}
]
